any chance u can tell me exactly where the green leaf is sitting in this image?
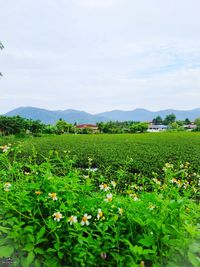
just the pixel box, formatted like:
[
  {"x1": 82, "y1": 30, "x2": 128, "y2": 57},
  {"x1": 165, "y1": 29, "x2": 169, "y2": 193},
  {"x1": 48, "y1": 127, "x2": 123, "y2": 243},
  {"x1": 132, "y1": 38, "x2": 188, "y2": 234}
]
[
  {"x1": 188, "y1": 252, "x2": 200, "y2": 267},
  {"x1": 22, "y1": 243, "x2": 34, "y2": 252},
  {"x1": 34, "y1": 247, "x2": 45, "y2": 255},
  {"x1": 36, "y1": 226, "x2": 46, "y2": 242},
  {"x1": 26, "y1": 251, "x2": 35, "y2": 266},
  {"x1": 0, "y1": 245, "x2": 14, "y2": 258}
]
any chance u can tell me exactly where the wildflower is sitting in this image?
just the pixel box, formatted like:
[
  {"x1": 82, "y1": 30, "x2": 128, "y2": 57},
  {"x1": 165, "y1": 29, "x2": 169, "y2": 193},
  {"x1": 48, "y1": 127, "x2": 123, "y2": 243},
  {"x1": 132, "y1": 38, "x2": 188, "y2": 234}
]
[
  {"x1": 48, "y1": 193, "x2": 58, "y2": 201},
  {"x1": 111, "y1": 181, "x2": 117, "y2": 188},
  {"x1": 129, "y1": 193, "x2": 139, "y2": 201},
  {"x1": 100, "y1": 252, "x2": 107, "y2": 260},
  {"x1": 53, "y1": 212, "x2": 63, "y2": 222},
  {"x1": 97, "y1": 209, "x2": 103, "y2": 220},
  {"x1": 170, "y1": 178, "x2": 182, "y2": 187},
  {"x1": 4, "y1": 182, "x2": 11, "y2": 191},
  {"x1": 165, "y1": 163, "x2": 173, "y2": 168},
  {"x1": 118, "y1": 208, "x2": 124, "y2": 216},
  {"x1": 81, "y1": 214, "x2": 92, "y2": 226},
  {"x1": 104, "y1": 193, "x2": 113, "y2": 202},
  {"x1": 152, "y1": 178, "x2": 161, "y2": 185},
  {"x1": 183, "y1": 181, "x2": 189, "y2": 189},
  {"x1": 0, "y1": 145, "x2": 10, "y2": 153},
  {"x1": 68, "y1": 215, "x2": 78, "y2": 225},
  {"x1": 35, "y1": 191, "x2": 42, "y2": 195},
  {"x1": 148, "y1": 204, "x2": 156, "y2": 210},
  {"x1": 99, "y1": 184, "x2": 110, "y2": 192}
]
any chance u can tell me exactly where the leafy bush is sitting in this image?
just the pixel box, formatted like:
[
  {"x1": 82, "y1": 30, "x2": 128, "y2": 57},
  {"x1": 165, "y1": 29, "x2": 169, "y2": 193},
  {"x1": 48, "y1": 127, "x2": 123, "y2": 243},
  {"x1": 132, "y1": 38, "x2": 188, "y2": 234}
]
[{"x1": 0, "y1": 144, "x2": 199, "y2": 266}]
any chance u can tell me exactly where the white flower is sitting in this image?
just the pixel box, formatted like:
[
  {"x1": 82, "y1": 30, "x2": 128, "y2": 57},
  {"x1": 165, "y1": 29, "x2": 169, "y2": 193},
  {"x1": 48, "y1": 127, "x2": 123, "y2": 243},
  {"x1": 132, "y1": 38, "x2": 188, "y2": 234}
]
[
  {"x1": 48, "y1": 193, "x2": 58, "y2": 201},
  {"x1": 104, "y1": 193, "x2": 113, "y2": 202},
  {"x1": 152, "y1": 178, "x2": 161, "y2": 185},
  {"x1": 53, "y1": 212, "x2": 63, "y2": 222},
  {"x1": 0, "y1": 145, "x2": 10, "y2": 153},
  {"x1": 99, "y1": 184, "x2": 110, "y2": 192},
  {"x1": 81, "y1": 214, "x2": 92, "y2": 225},
  {"x1": 118, "y1": 208, "x2": 124, "y2": 216},
  {"x1": 97, "y1": 209, "x2": 103, "y2": 220},
  {"x1": 129, "y1": 193, "x2": 139, "y2": 201},
  {"x1": 68, "y1": 215, "x2": 78, "y2": 225},
  {"x1": 111, "y1": 181, "x2": 116, "y2": 188},
  {"x1": 4, "y1": 182, "x2": 11, "y2": 191}
]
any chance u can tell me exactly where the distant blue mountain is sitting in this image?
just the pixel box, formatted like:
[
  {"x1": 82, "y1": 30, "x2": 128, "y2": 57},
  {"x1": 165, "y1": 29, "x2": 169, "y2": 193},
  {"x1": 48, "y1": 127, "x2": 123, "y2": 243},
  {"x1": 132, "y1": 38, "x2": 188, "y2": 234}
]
[
  {"x1": 4, "y1": 106, "x2": 200, "y2": 124},
  {"x1": 5, "y1": 107, "x2": 107, "y2": 124},
  {"x1": 97, "y1": 108, "x2": 200, "y2": 122}
]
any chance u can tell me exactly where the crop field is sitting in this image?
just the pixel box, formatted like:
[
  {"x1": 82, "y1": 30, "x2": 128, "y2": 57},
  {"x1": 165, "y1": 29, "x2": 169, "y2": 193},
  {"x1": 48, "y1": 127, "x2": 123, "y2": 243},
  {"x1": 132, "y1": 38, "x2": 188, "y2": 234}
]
[
  {"x1": 0, "y1": 133, "x2": 200, "y2": 266},
  {"x1": 1, "y1": 132, "x2": 200, "y2": 175}
]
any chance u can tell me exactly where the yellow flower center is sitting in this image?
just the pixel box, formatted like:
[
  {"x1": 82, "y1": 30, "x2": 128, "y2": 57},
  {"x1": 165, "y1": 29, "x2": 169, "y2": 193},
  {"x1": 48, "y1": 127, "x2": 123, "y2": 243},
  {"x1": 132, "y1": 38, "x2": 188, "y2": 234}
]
[{"x1": 82, "y1": 216, "x2": 88, "y2": 222}]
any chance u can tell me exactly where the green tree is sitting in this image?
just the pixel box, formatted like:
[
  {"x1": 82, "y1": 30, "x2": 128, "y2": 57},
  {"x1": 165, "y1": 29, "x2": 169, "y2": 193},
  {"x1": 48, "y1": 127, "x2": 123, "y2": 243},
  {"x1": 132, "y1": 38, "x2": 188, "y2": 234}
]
[
  {"x1": 194, "y1": 118, "x2": 200, "y2": 127},
  {"x1": 152, "y1": 116, "x2": 163, "y2": 125},
  {"x1": 163, "y1": 114, "x2": 176, "y2": 125},
  {"x1": 56, "y1": 119, "x2": 73, "y2": 134},
  {"x1": 130, "y1": 122, "x2": 148, "y2": 133},
  {"x1": 184, "y1": 118, "x2": 191, "y2": 125},
  {"x1": 28, "y1": 120, "x2": 45, "y2": 135}
]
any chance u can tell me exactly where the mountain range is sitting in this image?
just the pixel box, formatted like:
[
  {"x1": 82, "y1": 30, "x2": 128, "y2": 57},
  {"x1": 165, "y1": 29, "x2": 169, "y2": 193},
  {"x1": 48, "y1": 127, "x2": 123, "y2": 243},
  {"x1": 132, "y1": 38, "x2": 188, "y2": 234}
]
[{"x1": 4, "y1": 107, "x2": 200, "y2": 124}]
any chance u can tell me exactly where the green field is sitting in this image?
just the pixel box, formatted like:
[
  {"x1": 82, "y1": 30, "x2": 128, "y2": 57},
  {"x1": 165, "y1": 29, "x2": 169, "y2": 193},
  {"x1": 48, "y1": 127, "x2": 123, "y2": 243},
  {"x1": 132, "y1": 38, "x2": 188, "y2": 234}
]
[{"x1": 1, "y1": 132, "x2": 200, "y2": 174}]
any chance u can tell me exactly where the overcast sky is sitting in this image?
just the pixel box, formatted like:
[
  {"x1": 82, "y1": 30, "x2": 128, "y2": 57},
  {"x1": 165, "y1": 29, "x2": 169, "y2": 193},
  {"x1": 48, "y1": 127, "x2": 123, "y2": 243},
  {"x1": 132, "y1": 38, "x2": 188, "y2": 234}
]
[{"x1": 1, "y1": 0, "x2": 200, "y2": 114}]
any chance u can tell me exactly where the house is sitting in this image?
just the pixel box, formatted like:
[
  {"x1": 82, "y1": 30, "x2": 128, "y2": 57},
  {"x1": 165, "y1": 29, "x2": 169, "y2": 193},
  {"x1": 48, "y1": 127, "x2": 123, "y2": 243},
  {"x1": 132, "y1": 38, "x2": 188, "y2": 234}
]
[
  {"x1": 183, "y1": 124, "x2": 197, "y2": 131},
  {"x1": 76, "y1": 124, "x2": 99, "y2": 133},
  {"x1": 147, "y1": 124, "x2": 168, "y2": 132}
]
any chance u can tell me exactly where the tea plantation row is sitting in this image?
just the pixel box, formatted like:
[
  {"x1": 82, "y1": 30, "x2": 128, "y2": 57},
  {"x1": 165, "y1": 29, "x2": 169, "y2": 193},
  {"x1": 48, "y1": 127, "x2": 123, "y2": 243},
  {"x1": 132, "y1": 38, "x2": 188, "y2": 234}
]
[{"x1": 1, "y1": 132, "x2": 200, "y2": 175}]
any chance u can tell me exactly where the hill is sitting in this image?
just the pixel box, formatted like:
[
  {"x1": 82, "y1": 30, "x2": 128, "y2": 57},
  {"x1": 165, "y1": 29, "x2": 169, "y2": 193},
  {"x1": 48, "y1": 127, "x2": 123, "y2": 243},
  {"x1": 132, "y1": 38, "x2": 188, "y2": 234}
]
[{"x1": 4, "y1": 107, "x2": 200, "y2": 124}]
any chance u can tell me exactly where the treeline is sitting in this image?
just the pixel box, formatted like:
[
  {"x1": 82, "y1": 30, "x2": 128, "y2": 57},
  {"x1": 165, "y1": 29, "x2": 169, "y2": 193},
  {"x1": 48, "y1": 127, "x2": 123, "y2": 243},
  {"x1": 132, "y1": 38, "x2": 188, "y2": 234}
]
[
  {"x1": 0, "y1": 114, "x2": 200, "y2": 137},
  {"x1": 0, "y1": 116, "x2": 46, "y2": 136}
]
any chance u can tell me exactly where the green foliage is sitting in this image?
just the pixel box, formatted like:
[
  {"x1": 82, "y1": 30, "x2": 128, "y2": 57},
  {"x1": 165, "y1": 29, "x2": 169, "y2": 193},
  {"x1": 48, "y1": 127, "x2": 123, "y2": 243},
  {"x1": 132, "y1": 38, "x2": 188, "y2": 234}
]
[
  {"x1": 194, "y1": 118, "x2": 200, "y2": 127},
  {"x1": 130, "y1": 122, "x2": 148, "y2": 133},
  {"x1": 1, "y1": 132, "x2": 200, "y2": 175},
  {"x1": 152, "y1": 116, "x2": 163, "y2": 125},
  {"x1": 55, "y1": 119, "x2": 74, "y2": 134},
  {"x1": 0, "y1": 144, "x2": 199, "y2": 266},
  {"x1": 163, "y1": 114, "x2": 176, "y2": 125},
  {"x1": 96, "y1": 121, "x2": 139, "y2": 133},
  {"x1": 0, "y1": 116, "x2": 45, "y2": 136}
]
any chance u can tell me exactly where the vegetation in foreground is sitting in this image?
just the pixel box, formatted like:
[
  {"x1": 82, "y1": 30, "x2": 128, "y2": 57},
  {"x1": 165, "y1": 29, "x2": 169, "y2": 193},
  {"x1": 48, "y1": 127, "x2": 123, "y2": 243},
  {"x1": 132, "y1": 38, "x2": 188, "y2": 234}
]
[{"x1": 0, "y1": 144, "x2": 199, "y2": 266}]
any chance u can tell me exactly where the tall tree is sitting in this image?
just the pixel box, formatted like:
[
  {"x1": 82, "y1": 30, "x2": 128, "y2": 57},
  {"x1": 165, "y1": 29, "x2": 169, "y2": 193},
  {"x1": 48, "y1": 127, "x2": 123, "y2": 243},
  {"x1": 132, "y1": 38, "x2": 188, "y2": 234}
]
[
  {"x1": 163, "y1": 114, "x2": 176, "y2": 125},
  {"x1": 152, "y1": 116, "x2": 163, "y2": 125}
]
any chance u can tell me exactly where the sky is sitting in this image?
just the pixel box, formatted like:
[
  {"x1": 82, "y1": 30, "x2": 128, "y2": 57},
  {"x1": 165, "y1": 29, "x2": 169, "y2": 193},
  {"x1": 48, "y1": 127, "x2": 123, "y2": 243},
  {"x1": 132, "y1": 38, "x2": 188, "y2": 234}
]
[{"x1": 0, "y1": 0, "x2": 200, "y2": 114}]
